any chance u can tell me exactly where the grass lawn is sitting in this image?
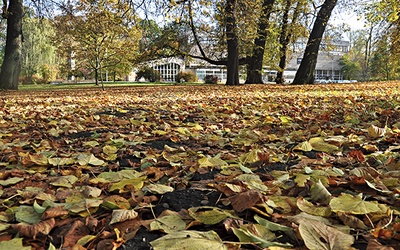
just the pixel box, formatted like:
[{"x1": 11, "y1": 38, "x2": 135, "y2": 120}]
[
  {"x1": 18, "y1": 81, "x2": 187, "y2": 91},
  {"x1": 1, "y1": 81, "x2": 400, "y2": 249}
]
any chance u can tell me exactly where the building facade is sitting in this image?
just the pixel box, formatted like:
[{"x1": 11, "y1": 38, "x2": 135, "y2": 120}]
[
  {"x1": 129, "y1": 40, "x2": 350, "y2": 84},
  {"x1": 284, "y1": 40, "x2": 350, "y2": 83}
]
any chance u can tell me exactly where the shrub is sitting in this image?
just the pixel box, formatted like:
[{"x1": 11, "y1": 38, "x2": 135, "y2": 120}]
[
  {"x1": 176, "y1": 71, "x2": 198, "y2": 83},
  {"x1": 19, "y1": 75, "x2": 48, "y2": 85},
  {"x1": 135, "y1": 66, "x2": 161, "y2": 82},
  {"x1": 204, "y1": 75, "x2": 219, "y2": 84}
]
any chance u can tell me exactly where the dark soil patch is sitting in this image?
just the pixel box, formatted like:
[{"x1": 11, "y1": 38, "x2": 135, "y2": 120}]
[
  {"x1": 145, "y1": 140, "x2": 184, "y2": 150},
  {"x1": 153, "y1": 188, "x2": 226, "y2": 216},
  {"x1": 118, "y1": 227, "x2": 163, "y2": 250},
  {"x1": 121, "y1": 188, "x2": 229, "y2": 250}
]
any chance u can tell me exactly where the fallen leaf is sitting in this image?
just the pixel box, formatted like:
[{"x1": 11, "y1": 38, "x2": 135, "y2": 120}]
[
  {"x1": 150, "y1": 230, "x2": 227, "y2": 250},
  {"x1": 77, "y1": 153, "x2": 105, "y2": 166},
  {"x1": 298, "y1": 219, "x2": 354, "y2": 250},
  {"x1": 309, "y1": 137, "x2": 339, "y2": 153},
  {"x1": 229, "y1": 189, "x2": 263, "y2": 212},
  {"x1": 0, "y1": 238, "x2": 31, "y2": 249},
  {"x1": 329, "y1": 193, "x2": 381, "y2": 214},
  {"x1": 150, "y1": 213, "x2": 186, "y2": 233},
  {"x1": 12, "y1": 218, "x2": 55, "y2": 239},
  {"x1": 297, "y1": 198, "x2": 332, "y2": 217},
  {"x1": 110, "y1": 209, "x2": 138, "y2": 224},
  {"x1": 188, "y1": 206, "x2": 235, "y2": 225}
]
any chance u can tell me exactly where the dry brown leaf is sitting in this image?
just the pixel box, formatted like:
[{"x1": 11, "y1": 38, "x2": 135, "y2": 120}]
[
  {"x1": 229, "y1": 189, "x2": 263, "y2": 212},
  {"x1": 42, "y1": 206, "x2": 69, "y2": 219},
  {"x1": 12, "y1": 218, "x2": 55, "y2": 239}
]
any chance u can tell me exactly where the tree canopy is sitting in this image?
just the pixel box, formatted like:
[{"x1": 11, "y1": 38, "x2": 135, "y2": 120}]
[{"x1": 0, "y1": 0, "x2": 399, "y2": 89}]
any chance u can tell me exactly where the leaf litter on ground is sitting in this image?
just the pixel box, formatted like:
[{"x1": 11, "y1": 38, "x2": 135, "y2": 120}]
[{"x1": 1, "y1": 82, "x2": 400, "y2": 249}]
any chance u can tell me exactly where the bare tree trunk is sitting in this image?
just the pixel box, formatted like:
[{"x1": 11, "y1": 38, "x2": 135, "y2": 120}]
[
  {"x1": 292, "y1": 0, "x2": 337, "y2": 85},
  {"x1": 0, "y1": 0, "x2": 23, "y2": 90},
  {"x1": 276, "y1": 0, "x2": 300, "y2": 84},
  {"x1": 245, "y1": 0, "x2": 275, "y2": 84},
  {"x1": 225, "y1": 0, "x2": 239, "y2": 85}
]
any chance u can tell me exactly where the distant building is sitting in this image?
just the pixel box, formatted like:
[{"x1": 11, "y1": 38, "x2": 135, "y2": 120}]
[
  {"x1": 284, "y1": 40, "x2": 350, "y2": 83},
  {"x1": 128, "y1": 57, "x2": 185, "y2": 82},
  {"x1": 129, "y1": 40, "x2": 350, "y2": 83}
]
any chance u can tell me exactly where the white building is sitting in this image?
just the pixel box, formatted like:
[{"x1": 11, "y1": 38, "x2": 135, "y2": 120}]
[
  {"x1": 128, "y1": 57, "x2": 186, "y2": 82},
  {"x1": 129, "y1": 40, "x2": 350, "y2": 83}
]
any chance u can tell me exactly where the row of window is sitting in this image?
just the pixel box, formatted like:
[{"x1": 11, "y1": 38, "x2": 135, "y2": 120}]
[{"x1": 153, "y1": 63, "x2": 181, "y2": 82}]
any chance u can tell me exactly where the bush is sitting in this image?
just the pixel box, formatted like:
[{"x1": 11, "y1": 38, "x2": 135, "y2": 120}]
[
  {"x1": 19, "y1": 75, "x2": 48, "y2": 85},
  {"x1": 176, "y1": 71, "x2": 198, "y2": 83},
  {"x1": 135, "y1": 66, "x2": 161, "y2": 82},
  {"x1": 204, "y1": 75, "x2": 219, "y2": 84}
]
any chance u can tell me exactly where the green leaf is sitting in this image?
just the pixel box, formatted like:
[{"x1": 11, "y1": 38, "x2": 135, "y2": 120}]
[
  {"x1": 298, "y1": 219, "x2": 354, "y2": 250},
  {"x1": 0, "y1": 238, "x2": 31, "y2": 250},
  {"x1": 0, "y1": 177, "x2": 24, "y2": 186},
  {"x1": 329, "y1": 193, "x2": 381, "y2": 214},
  {"x1": 295, "y1": 173, "x2": 310, "y2": 187},
  {"x1": 103, "y1": 145, "x2": 118, "y2": 155},
  {"x1": 232, "y1": 224, "x2": 292, "y2": 248},
  {"x1": 47, "y1": 243, "x2": 57, "y2": 250},
  {"x1": 102, "y1": 195, "x2": 131, "y2": 210},
  {"x1": 254, "y1": 215, "x2": 296, "y2": 241},
  {"x1": 48, "y1": 157, "x2": 75, "y2": 166},
  {"x1": 238, "y1": 149, "x2": 262, "y2": 164},
  {"x1": 77, "y1": 153, "x2": 105, "y2": 166},
  {"x1": 188, "y1": 206, "x2": 234, "y2": 225},
  {"x1": 15, "y1": 206, "x2": 41, "y2": 224},
  {"x1": 150, "y1": 214, "x2": 187, "y2": 233},
  {"x1": 109, "y1": 176, "x2": 146, "y2": 192},
  {"x1": 50, "y1": 175, "x2": 78, "y2": 188},
  {"x1": 198, "y1": 155, "x2": 228, "y2": 168},
  {"x1": 310, "y1": 180, "x2": 332, "y2": 204},
  {"x1": 297, "y1": 198, "x2": 332, "y2": 217},
  {"x1": 309, "y1": 137, "x2": 339, "y2": 153},
  {"x1": 76, "y1": 235, "x2": 97, "y2": 246},
  {"x1": 294, "y1": 141, "x2": 313, "y2": 151},
  {"x1": 83, "y1": 141, "x2": 100, "y2": 147},
  {"x1": 68, "y1": 199, "x2": 102, "y2": 215},
  {"x1": 150, "y1": 230, "x2": 227, "y2": 250},
  {"x1": 33, "y1": 200, "x2": 47, "y2": 214}
]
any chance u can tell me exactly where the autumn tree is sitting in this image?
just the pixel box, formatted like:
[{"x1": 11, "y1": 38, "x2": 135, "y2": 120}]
[
  {"x1": 292, "y1": 0, "x2": 338, "y2": 84},
  {"x1": 275, "y1": 0, "x2": 304, "y2": 84},
  {"x1": 0, "y1": 0, "x2": 23, "y2": 90},
  {"x1": 244, "y1": 0, "x2": 275, "y2": 84},
  {"x1": 21, "y1": 14, "x2": 57, "y2": 83},
  {"x1": 55, "y1": 0, "x2": 140, "y2": 87}
]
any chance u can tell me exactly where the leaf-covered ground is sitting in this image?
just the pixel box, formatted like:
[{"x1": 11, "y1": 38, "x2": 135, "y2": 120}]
[{"x1": 1, "y1": 82, "x2": 400, "y2": 250}]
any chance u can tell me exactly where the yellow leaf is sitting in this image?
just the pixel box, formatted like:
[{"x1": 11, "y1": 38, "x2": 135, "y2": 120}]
[
  {"x1": 150, "y1": 214, "x2": 186, "y2": 233},
  {"x1": 298, "y1": 219, "x2": 354, "y2": 250},
  {"x1": 110, "y1": 209, "x2": 138, "y2": 224},
  {"x1": 368, "y1": 124, "x2": 386, "y2": 138},
  {"x1": 150, "y1": 230, "x2": 227, "y2": 250},
  {"x1": 297, "y1": 198, "x2": 332, "y2": 217},
  {"x1": 309, "y1": 137, "x2": 339, "y2": 153},
  {"x1": 329, "y1": 193, "x2": 381, "y2": 214}
]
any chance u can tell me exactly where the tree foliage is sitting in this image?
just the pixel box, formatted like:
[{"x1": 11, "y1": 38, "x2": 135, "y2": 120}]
[
  {"x1": 21, "y1": 14, "x2": 57, "y2": 83},
  {"x1": 54, "y1": 0, "x2": 140, "y2": 87}
]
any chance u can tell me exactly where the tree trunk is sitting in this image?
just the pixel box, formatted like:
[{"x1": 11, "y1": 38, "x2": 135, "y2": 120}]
[
  {"x1": 225, "y1": 0, "x2": 239, "y2": 86},
  {"x1": 292, "y1": 0, "x2": 337, "y2": 85},
  {"x1": 275, "y1": 0, "x2": 292, "y2": 84},
  {"x1": 245, "y1": 0, "x2": 275, "y2": 84},
  {"x1": 0, "y1": 0, "x2": 23, "y2": 90}
]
